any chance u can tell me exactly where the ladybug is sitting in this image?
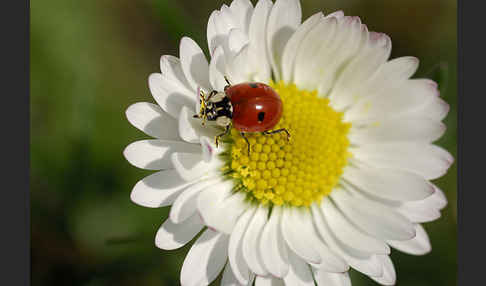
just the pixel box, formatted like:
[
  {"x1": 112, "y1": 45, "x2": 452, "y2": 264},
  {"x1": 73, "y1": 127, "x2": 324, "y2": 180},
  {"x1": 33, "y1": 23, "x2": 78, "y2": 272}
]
[{"x1": 194, "y1": 77, "x2": 290, "y2": 154}]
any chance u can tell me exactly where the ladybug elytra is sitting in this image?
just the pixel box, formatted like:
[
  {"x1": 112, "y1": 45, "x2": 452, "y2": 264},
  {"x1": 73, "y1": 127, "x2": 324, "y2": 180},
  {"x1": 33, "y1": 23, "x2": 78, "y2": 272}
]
[{"x1": 194, "y1": 77, "x2": 290, "y2": 153}]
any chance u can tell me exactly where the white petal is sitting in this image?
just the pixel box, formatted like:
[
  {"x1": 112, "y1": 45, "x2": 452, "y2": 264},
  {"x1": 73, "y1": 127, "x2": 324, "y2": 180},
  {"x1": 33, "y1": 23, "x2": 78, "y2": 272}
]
[
  {"x1": 195, "y1": 86, "x2": 202, "y2": 114},
  {"x1": 221, "y1": 265, "x2": 237, "y2": 286},
  {"x1": 311, "y1": 204, "x2": 384, "y2": 277},
  {"x1": 230, "y1": 0, "x2": 253, "y2": 31},
  {"x1": 266, "y1": 0, "x2": 301, "y2": 81},
  {"x1": 159, "y1": 55, "x2": 194, "y2": 94},
  {"x1": 171, "y1": 152, "x2": 223, "y2": 182},
  {"x1": 293, "y1": 16, "x2": 338, "y2": 90},
  {"x1": 259, "y1": 206, "x2": 289, "y2": 278},
  {"x1": 331, "y1": 189, "x2": 416, "y2": 241},
  {"x1": 209, "y1": 46, "x2": 228, "y2": 91},
  {"x1": 408, "y1": 94, "x2": 450, "y2": 122},
  {"x1": 124, "y1": 139, "x2": 200, "y2": 170},
  {"x1": 180, "y1": 229, "x2": 229, "y2": 286},
  {"x1": 178, "y1": 114, "x2": 196, "y2": 146},
  {"x1": 281, "y1": 12, "x2": 323, "y2": 83},
  {"x1": 207, "y1": 5, "x2": 240, "y2": 57},
  {"x1": 125, "y1": 102, "x2": 179, "y2": 140},
  {"x1": 370, "y1": 255, "x2": 396, "y2": 286},
  {"x1": 170, "y1": 178, "x2": 221, "y2": 224},
  {"x1": 352, "y1": 142, "x2": 453, "y2": 180},
  {"x1": 216, "y1": 5, "x2": 239, "y2": 53},
  {"x1": 207, "y1": 10, "x2": 222, "y2": 56},
  {"x1": 342, "y1": 165, "x2": 434, "y2": 202},
  {"x1": 340, "y1": 180, "x2": 397, "y2": 206},
  {"x1": 320, "y1": 199, "x2": 390, "y2": 255},
  {"x1": 345, "y1": 79, "x2": 441, "y2": 123},
  {"x1": 180, "y1": 37, "x2": 211, "y2": 91},
  {"x1": 283, "y1": 250, "x2": 314, "y2": 286},
  {"x1": 383, "y1": 186, "x2": 447, "y2": 225},
  {"x1": 225, "y1": 44, "x2": 252, "y2": 83},
  {"x1": 329, "y1": 32, "x2": 391, "y2": 110},
  {"x1": 359, "y1": 56, "x2": 419, "y2": 99},
  {"x1": 350, "y1": 118, "x2": 445, "y2": 144},
  {"x1": 242, "y1": 205, "x2": 269, "y2": 276},
  {"x1": 230, "y1": 0, "x2": 253, "y2": 34},
  {"x1": 228, "y1": 28, "x2": 249, "y2": 56},
  {"x1": 344, "y1": 57, "x2": 421, "y2": 121},
  {"x1": 313, "y1": 269, "x2": 351, "y2": 286},
  {"x1": 430, "y1": 185, "x2": 448, "y2": 210},
  {"x1": 395, "y1": 200, "x2": 441, "y2": 223},
  {"x1": 387, "y1": 224, "x2": 431, "y2": 255},
  {"x1": 200, "y1": 137, "x2": 219, "y2": 163},
  {"x1": 281, "y1": 207, "x2": 319, "y2": 264},
  {"x1": 148, "y1": 73, "x2": 195, "y2": 118},
  {"x1": 178, "y1": 106, "x2": 219, "y2": 144},
  {"x1": 393, "y1": 188, "x2": 447, "y2": 223},
  {"x1": 293, "y1": 14, "x2": 364, "y2": 94},
  {"x1": 326, "y1": 10, "x2": 345, "y2": 19},
  {"x1": 315, "y1": 16, "x2": 364, "y2": 95},
  {"x1": 130, "y1": 170, "x2": 195, "y2": 208},
  {"x1": 255, "y1": 276, "x2": 285, "y2": 286},
  {"x1": 201, "y1": 192, "x2": 247, "y2": 234},
  {"x1": 197, "y1": 180, "x2": 234, "y2": 226},
  {"x1": 348, "y1": 79, "x2": 439, "y2": 122},
  {"x1": 197, "y1": 180, "x2": 250, "y2": 233},
  {"x1": 247, "y1": 0, "x2": 273, "y2": 82},
  {"x1": 221, "y1": 263, "x2": 242, "y2": 286},
  {"x1": 229, "y1": 207, "x2": 257, "y2": 285},
  {"x1": 282, "y1": 207, "x2": 348, "y2": 272},
  {"x1": 155, "y1": 214, "x2": 204, "y2": 250}
]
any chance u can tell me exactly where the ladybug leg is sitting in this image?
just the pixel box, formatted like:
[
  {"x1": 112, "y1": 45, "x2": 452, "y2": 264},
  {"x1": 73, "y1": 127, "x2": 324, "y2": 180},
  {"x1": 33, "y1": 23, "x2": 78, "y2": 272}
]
[
  {"x1": 215, "y1": 125, "x2": 231, "y2": 148},
  {"x1": 262, "y1": 128, "x2": 291, "y2": 141},
  {"x1": 240, "y1": 132, "x2": 251, "y2": 155}
]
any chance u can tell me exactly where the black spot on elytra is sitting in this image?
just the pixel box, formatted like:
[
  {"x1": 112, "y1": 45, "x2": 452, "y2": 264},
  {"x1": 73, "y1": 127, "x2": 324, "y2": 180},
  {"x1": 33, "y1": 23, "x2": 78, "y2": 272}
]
[
  {"x1": 249, "y1": 83, "x2": 258, "y2": 88},
  {"x1": 258, "y1": 112, "x2": 265, "y2": 122}
]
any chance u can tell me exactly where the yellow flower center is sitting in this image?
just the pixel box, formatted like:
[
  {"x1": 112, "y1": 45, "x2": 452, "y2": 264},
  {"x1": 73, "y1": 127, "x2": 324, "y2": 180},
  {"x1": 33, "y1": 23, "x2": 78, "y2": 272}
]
[{"x1": 221, "y1": 81, "x2": 351, "y2": 207}]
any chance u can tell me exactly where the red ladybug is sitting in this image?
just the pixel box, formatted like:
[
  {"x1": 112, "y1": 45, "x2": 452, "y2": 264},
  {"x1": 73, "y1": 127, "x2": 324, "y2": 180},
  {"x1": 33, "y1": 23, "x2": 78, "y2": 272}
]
[{"x1": 194, "y1": 77, "x2": 290, "y2": 153}]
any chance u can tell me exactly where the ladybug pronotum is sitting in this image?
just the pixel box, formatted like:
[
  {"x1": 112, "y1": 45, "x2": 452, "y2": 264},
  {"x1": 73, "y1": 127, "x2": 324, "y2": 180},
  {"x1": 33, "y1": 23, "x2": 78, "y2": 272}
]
[{"x1": 194, "y1": 77, "x2": 290, "y2": 154}]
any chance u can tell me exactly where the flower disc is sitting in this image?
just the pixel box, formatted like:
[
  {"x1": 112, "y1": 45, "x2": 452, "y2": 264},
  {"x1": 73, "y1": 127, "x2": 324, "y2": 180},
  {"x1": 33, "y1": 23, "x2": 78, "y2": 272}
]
[{"x1": 224, "y1": 81, "x2": 351, "y2": 207}]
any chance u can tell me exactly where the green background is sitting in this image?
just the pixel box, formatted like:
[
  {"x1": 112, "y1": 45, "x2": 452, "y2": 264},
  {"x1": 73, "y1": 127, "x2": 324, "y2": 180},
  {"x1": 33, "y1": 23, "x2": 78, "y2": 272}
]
[{"x1": 30, "y1": 0, "x2": 457, "y2": 285}]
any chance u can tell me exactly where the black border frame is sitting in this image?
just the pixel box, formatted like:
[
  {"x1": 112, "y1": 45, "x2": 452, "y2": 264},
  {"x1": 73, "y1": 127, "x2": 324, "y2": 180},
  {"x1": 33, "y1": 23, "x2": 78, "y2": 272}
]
[
  {"x1": 4, "y1": 0, "x2": 30, "y2": 285},
  {"x1": 458, "y1": 1, "x2": 483, "y2": 285}
]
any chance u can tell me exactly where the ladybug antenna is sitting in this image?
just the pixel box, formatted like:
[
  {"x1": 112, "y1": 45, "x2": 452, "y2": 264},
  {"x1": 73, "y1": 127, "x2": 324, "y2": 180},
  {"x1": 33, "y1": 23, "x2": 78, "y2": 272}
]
[
  {"x1": 224, "y1": 76, "x2": 232, "y2": 86},
  {"x1": 223, "y1": 76, "x2": 232, "y2": 91}
]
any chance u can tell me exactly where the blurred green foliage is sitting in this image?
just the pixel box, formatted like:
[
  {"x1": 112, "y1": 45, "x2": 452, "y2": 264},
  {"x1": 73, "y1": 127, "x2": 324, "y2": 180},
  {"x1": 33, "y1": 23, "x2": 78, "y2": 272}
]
[{"x1": 31, "y1": 0, "x2": 457, "y2": 285}]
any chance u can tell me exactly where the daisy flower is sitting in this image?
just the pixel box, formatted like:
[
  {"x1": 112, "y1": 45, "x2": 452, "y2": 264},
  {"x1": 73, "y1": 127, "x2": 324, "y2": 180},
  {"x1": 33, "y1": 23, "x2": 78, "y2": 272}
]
[{"x1": 123, "y1": 0, "x2": 452, "y2": 285}]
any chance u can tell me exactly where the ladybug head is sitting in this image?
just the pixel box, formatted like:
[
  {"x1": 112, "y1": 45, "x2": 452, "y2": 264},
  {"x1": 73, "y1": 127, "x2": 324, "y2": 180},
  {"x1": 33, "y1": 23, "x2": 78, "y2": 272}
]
[{"x1": 194, "y1": 89, "x2": 233, "y2": 127}]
